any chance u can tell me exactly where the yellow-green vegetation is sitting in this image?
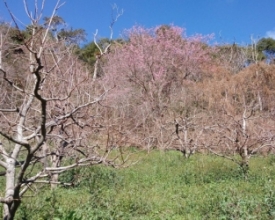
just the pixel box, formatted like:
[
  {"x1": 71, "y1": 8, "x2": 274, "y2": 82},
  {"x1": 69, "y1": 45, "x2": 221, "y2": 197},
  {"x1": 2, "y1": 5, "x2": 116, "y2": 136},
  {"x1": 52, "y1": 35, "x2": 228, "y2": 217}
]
[{"x1": 5, "y1": 151, "x2": 275, "y2": 219}]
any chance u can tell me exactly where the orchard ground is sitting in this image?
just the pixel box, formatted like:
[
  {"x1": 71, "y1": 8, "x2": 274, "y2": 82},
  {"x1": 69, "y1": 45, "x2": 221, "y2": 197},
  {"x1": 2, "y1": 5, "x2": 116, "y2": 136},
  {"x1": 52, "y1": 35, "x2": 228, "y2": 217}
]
[{"x1": 3, "y1": 150, "x2": 275, "y2": 220}]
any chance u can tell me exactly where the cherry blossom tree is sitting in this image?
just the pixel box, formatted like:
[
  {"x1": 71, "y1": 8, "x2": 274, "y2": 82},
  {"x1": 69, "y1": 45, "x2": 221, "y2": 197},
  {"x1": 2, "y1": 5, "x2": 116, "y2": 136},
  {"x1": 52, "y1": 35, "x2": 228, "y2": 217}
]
[{"x1": 102, "y1": 25, "x2": 214, "y2": 151}]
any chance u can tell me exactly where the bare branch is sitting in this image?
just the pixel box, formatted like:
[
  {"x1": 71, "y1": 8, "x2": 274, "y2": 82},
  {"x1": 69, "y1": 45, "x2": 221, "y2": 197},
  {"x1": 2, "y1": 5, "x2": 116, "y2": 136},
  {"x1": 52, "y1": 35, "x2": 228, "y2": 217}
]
[
  {"x1": 0, "y1": 69, "x2": 25, "y2": 93},
  {"x1": 109, "y1": 4, "x2": 123, "y2": 40},
  {"x1": 45, "y1": 156, "x2": 104, "y2": 173},
  {"x1": 0, "y1": 108, "x2": 19, "y2": 112},
  {"x1": 3, "y1": 0, "x2": 20, "y2": 30},
  {"x1": 0, "y1": 130, "x2": 29, "y2": 148}
]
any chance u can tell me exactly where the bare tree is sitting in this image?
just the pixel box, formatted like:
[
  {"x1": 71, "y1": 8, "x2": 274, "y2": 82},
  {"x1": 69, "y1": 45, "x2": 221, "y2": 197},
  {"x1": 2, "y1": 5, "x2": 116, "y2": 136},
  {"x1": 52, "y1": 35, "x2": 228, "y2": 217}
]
[
  {"x1": 202, "y1": 107, "x2": 274, "y2": 177},
  {"x1": 93, "y1": 4, "x2": 123, "y2": 80},
  {"x1": 0, "y1": 1, "x2": 116, "y2": 219},
  {"x1": 215, "y1": 43, "x2": 248, "y2": 74},
  {"x1": 173, "y1": 114, "x2": 202, "y2": 158},
  {"x1": 200, "y1": 64, "x2": 275, "y2": 177}
]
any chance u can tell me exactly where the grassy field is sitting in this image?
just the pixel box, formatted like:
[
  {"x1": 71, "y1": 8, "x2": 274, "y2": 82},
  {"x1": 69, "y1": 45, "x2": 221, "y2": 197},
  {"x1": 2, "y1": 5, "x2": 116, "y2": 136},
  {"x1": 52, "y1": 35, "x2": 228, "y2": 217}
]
[{"x1": 5, "y1": 151, "x2": 275, "y2": 219}]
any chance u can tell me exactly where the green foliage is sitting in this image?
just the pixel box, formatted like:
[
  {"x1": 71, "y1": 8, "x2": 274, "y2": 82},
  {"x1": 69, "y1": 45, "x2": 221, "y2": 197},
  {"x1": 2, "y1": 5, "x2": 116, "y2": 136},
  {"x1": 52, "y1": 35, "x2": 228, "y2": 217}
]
[
  {"x1": 58, "y1": 28, "x2": 86, "y2": 44},
  {"x1": 9, "y1": 28, "x2": 29, "y2": 44},
  {"x1": 43, "y1": 16, "x2": 65, "y2": 28},
  {"x1": 43, "y1": 15, "x2": 87, "y2": 44},
  {"x1": 11, "y1": 152, "x2": 275, "y2": 219},
  {"x1": 75, "y1": 38, "x2": 111, "y2": 67},
  {"x1": 75, "y1": 42, "x2": 100, "y2": 67},
  {"x1": 75, "y1": 38, "x2": 124, "y2": 69},
  {"x1": 257, "y1": 38, "x2": 275, "y2": 54},
  {"x1": 257, "y1": 37, "x2": 275, "y2": 60},
  {"x1": 16, "y1": 190, "x2": 83, "y2": 220}
]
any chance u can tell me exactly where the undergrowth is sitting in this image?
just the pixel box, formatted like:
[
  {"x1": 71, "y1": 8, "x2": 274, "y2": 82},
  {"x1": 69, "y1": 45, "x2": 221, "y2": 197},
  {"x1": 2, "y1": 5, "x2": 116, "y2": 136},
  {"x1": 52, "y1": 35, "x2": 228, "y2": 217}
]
[{"x1": 9, "y1": 152, "x2": 275, "y2": 219}]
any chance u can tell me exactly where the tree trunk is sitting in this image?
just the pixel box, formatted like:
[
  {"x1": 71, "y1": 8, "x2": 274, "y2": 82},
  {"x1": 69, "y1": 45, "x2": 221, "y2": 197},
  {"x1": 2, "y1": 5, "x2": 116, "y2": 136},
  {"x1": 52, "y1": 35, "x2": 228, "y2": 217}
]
[
  {"x1": 183, "y1": 148, "x2": 191, "y2": 158},
  {"x1": 240, "y1": 146, "x2": 249, "y2": 179},
  {"x1": 50, "y1": 173, "x2": 59, "y2": 189},
  {"x1": 183, "y1": 129, "x2": 191, "y2": 158},
  {"x1": 3, "y1": 200, "x2": 21, "y2": 220},
  {"x1": 50, "y1": 154, "x2": 61, "y2": 189},
  {"x1": 258, "y1": 91, "x2": 263, "y2": 111},
  {"x1": 93, "y1": 58, "x2": 99, "y2": 81},
  {"x1": 3, "y1": 158, "x2": 20, "y2": 220},
  {"x1": 241, "y1": 108, "x2": 249, "y2": 179}
]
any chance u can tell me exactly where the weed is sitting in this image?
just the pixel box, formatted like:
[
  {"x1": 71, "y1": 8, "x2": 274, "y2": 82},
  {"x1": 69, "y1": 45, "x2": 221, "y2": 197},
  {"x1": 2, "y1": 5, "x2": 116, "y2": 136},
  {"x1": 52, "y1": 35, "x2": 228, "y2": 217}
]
[{"x1": 14, "y1": 151, "x2": 275, "y2": 219}]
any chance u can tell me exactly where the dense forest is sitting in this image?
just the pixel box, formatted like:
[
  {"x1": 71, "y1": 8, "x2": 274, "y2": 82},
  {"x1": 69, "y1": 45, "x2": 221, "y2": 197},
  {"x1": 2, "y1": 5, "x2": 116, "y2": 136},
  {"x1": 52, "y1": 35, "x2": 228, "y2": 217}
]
[{"x1": 1, "y1": 1, "x2": 275, "y2": 219}]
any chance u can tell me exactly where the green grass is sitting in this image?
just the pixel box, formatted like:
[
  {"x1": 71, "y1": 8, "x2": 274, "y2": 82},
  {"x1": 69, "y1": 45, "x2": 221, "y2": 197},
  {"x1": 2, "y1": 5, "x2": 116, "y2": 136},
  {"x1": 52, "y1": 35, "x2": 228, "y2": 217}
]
[{"x1": 6, "y1": 151, "x2": 275, "y2": 219}]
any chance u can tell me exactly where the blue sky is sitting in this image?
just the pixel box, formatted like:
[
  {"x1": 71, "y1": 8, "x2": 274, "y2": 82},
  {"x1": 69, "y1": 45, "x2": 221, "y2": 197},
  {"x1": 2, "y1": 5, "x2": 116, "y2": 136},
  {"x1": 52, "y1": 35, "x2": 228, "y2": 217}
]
[{"x1": 0, "y1": 0, "x2": 275, "y2": 45}]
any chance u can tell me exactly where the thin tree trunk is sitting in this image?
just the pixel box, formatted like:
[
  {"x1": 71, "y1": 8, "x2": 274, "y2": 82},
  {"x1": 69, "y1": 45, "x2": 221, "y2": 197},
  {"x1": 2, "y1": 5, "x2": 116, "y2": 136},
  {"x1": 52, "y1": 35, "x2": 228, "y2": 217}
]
[
  {"x1": 3, "y1": 158, "x2": 20, "y2": 220},
  {"x1": 0, "y1": 33, "x2": 2, "y2": 70},
  {"x1": 93, "y1": 58, "x2": 99, "y2": 81},
  {"x1": 258, "y1": 91, "x2": 263, "y2": 111},
  {"x1": 240, "y1": 146, "x2": 249, "y2": 179},
  {"x1": 50, "y1": 154, "x2": 61, "y2": 189},
  {"x1": 183, "y1": 129, "x2": 191, "y2": 158}
]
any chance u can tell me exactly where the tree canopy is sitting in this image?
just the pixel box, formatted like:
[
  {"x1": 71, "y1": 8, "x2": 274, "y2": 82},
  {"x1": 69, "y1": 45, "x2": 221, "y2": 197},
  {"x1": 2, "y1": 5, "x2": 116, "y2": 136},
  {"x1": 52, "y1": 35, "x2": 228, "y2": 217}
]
[{"x1": 257, "y1": 37, "x2": 275, "y2": 62}]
